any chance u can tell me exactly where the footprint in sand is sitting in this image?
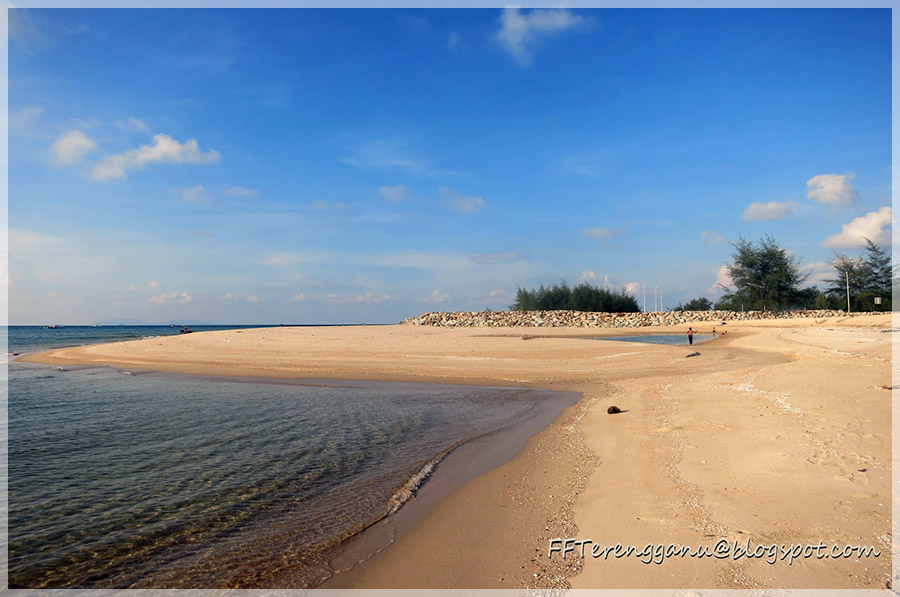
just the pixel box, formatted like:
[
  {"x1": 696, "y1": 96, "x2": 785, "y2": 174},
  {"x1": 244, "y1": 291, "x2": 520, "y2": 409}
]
[
  {"x1": 850, "y1": 471, "x2": 870, "y2": 486},
  {"x1": 807, "y1": 450, "x2": 828, "y2": 465},
  {"x1": 833, "y1": 500, "x2": 853, "y2": 514}
]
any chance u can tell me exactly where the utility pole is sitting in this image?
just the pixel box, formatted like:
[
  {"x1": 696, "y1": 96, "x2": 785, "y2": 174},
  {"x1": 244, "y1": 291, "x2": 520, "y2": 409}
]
[
  {"x1": 846, "y1": 271, "x2": 851, "y2": 313},
  {"x1": 660, "y1": 289, "x2": 664, "y2": 312},
  {"x1": 655, "y1": 286, "x2": 659, "y2": 312}
]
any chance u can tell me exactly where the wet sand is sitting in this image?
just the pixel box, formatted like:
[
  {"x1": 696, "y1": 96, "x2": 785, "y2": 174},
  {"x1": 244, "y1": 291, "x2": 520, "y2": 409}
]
[{"x1": 22, "y1": 313, "x2": 894, "y2": 589}]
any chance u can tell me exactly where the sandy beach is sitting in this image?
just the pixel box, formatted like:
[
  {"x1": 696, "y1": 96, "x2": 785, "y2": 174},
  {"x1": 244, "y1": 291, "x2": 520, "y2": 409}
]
[{"x1": 21, "y1": 313, "x2": 894, "y2": 589}]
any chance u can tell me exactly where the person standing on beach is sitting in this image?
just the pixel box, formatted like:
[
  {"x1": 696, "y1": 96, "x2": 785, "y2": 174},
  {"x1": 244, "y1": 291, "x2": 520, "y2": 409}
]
[{"x1": 687, "y1": 327, "x2": 694, "y2": 345}]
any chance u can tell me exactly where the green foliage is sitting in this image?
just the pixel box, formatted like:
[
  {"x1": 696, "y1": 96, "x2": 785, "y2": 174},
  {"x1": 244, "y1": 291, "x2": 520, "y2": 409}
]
[
  {"x1": 717, "y1": 235, "x2": 807, "y2": 311},
  {"x1": 510, "y1": 281, "x2": 640, "y2": 312},
  {"x1": 826, "y1": 240, "x2": 893, "y2": 311},
  {"x1": 677, "y1": 297, "x2": 713, "y2": 311}
]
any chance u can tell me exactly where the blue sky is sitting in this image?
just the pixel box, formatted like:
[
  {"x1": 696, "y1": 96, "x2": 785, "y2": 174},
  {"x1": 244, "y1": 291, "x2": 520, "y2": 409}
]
[{"x1": 7, "y1": 7, "x2": 893, "y2": 324}]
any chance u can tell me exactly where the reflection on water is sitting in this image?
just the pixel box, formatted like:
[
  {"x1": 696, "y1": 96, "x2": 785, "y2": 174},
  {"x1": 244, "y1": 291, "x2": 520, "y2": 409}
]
[
  {"x1": 9, "y1": 329, "x2": 567, "y2": 588},
  {"x1": 591, "y1": 333, "x2": 716, "y2": 346}
]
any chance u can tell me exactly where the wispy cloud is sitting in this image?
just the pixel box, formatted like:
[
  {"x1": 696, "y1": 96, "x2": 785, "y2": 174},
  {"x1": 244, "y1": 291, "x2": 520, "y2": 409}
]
[
  {"x1": 9, "y1": 105, "x2": 44, "y2": 128},
  {"x1": 257, "y1": 251, "x2": 326, "y2": 268},
  {"x1": 701, "y1": 230, "x2": 727, "y2": 245},
  {"x1": 51, "y1": 130, "x2": 97, "y2": 166},
  {"x1": 495, "y1": 7, "x2": 585, "y2": 66},
  {"x1": 9, "y1": 9, "x2": 47, "y2": 51},
  {"x1": 224, "y1": 186, "x2": 260, "y2": 197},
  {"x1": 312, "y1": 200, "x2": 347, "y2": 211},
  {"x1": 822, "y1": 206, "x2": 893, "y2": 248},
  {"x1": 469, "y1": 252, "x2": 519, "y2": 263},
  {"x1": 580, "y1": 227, "x2": 623, "y2": 239},
  {"x1": 341, "y1": 137, "x2": 430, "y2": 174},
  {"x1": 741, "y1": 201, "x2": 796, "y2": 221},
  {"x1": 92, "y1": 134, "x2": 221, "y2": 181},
  {"x1": 177, "y1": 185, "x2": 211, "y2": 204},
  {"x1": 441, "y1": 187, "x2": 485, "y2": 213},
  {"x1": 64, "y1": 22, "x2": 89, "y2": 35},
  {"x1": 807, "y1": 173, "x2": 858, "y2": 207},
  {"x1": 9, "y1": 228, "x2": 64, "y2": 253},
  {"x1": 356, "y1": 291, "x2": 392, "y2": 304},
  {"x1": 378, "y1": 185, "x2": 410, "y2": 203},
  {"x1": 115, "y1": 117, "x2": 149, "y2": 132}
]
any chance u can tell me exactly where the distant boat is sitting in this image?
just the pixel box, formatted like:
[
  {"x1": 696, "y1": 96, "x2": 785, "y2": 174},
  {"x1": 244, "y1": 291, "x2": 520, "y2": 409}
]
[
  {"x1": 44, "y1": 324, "x2": 60, "y2": 329},
  {"x1": 179, "y1": 326, "x2": 193, "y2": 334}
]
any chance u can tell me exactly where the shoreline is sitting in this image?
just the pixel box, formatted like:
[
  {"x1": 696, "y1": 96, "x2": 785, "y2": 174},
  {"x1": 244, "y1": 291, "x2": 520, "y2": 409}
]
[{"x1": 19, "y1": 314, "x2": 894, "y2": 589}]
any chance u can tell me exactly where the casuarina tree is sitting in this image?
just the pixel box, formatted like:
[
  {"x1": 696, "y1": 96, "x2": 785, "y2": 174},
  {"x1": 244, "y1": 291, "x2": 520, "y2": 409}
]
[{"x1": 715, "y1": 235, "x2": 807, "y2": 311}]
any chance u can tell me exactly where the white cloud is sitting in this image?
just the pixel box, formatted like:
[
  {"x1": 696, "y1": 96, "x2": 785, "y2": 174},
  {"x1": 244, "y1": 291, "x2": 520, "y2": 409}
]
[
  {"x1": 441, "y1": 187, "x2": 485, "y2": 213},
  {"x1": 581, "y1": 270, "x2": 598, "y2": 280},
  {"x1": 419, "y1": 289, "x2": 450, "y2": 304},
  {"x1": 822, "y1": 206, "x2": 893, "y2": 248},
  {"x1": 355, "y1": 291, "x2": 391, "y2": 303},
  {"x1": 623, "y1": 281, "x2": 642, "y2": 294},
  {"x1": 495, "y1": 7, "x2": 584, "y2": 66},
  {"x1": 92, "y1": 133, "x2": 221, "y2": 181},
  {"x1": 488, "y1": 288, "x2": 508, "y2": 298},
  {"x1": 709, "y1": 265, "x2": 733, "y2": 294},
  {"x1": 803, "y1": 262, "x2": 835, "y2": 287},
  {"x1": 580, "y1": 227, "x2": 622, "y2": 239},
  {"x1": 52, "y1": 130, "x2": 97, "y2": 166},
  {"x1": 146, "y1": 280, "x2": 159, "y2": 289},
  {"x1": 148, "y1": 291, "x2": 192, "y2": 304},
  {"x1": 178, "y1": 185, "x2": 211, "y2": 204},
  {"x1": 246, "y1": 295, "x2": 263, "y2": 303},
  {"x1": 378, "y1": 185, "x2": 409, "y2": 203},
  {"x1": 807, "y1": 173, "x2": 858, "y2": 207},
  {"x1": 224, "y1": 186, "x2": 259, "y2": 197},
  {"x1": 742, "y1": 201, "x2": 795, "y2": 221},
  {"x1": 291, "y1": 293, "x2": 308, "y2": 301},
  {"x1": 447, "y1": 31, "x2": 461, "y2": 49},
  {"x1": 701, "y1": 230, "x2": 726, "y2": 245}
]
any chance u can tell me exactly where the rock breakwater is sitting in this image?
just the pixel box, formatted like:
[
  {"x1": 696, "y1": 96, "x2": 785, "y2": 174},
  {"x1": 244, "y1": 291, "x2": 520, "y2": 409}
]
[{"x1": 400, "y1": 309, "x2": 872, "y2": 328}]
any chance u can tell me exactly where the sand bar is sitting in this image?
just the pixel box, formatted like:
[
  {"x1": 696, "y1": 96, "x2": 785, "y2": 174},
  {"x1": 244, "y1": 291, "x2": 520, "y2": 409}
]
[{"x1": 21, "y1": 314, "x2": 894, "y2": 589}]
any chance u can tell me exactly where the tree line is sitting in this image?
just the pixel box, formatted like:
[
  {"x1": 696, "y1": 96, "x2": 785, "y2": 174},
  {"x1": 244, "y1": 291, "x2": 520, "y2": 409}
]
[
  {"x1": 510, "y1": 235, "x2": 893, "y2": 314},
  {"x1": 709, "y1": 235, "x2": 892, "y2": 312},
  {"x1": 510, "y1": 282, "x2": 640, "y2": 312}
]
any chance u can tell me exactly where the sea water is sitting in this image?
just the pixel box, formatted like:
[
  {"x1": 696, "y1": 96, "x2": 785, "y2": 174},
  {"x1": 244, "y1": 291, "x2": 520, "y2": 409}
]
[
  {"x1": 6, "y1": 326, "x2": 575, "y2": 588},
  {"x1": 593, "y1": 333, "x2": 716, "y2": 346}
]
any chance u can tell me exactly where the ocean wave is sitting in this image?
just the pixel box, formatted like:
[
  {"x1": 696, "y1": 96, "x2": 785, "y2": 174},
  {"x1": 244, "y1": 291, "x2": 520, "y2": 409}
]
[{"x1": 386, "y1": 460, "x2": 437, "y2": 515}]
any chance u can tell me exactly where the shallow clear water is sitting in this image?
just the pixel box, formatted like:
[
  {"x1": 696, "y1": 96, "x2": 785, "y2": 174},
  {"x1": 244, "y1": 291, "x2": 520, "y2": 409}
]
[
  {"x1": 592, "y1": 333, "x2": 716, "y2": 346},
  {"x1": 7, "y1": 326, "x2": 573, "y2": 588}
]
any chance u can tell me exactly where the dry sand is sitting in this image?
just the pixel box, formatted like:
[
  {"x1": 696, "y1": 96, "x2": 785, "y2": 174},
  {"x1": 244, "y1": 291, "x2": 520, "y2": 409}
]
[{"x1": 21, "y1": 314, "x2": 894, "y2": 589}]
